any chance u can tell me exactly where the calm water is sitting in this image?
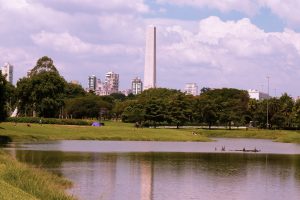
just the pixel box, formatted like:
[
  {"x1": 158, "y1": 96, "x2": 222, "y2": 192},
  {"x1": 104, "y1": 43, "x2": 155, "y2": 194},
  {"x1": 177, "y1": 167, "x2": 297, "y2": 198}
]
[{"x1": 3, "y1": 139, "x2": 300, "y2": 200}]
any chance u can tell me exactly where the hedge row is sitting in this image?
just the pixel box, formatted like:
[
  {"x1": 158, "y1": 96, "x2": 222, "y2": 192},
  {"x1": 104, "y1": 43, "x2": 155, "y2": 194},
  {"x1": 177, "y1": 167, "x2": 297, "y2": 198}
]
[{"x1": 6, "y1": 117, "x2": 92, "y2": 126}]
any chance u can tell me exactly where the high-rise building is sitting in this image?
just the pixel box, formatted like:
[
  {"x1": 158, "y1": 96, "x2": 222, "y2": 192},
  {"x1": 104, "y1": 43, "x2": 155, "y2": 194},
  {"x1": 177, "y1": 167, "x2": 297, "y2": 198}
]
[
  {"x1": 88, "y1": 75, "x2": 97, "y2": 91},
  {"x1": 184, "y1": 83, "x2": 198, "y2": 96},
  {"x1": 1, "y1": 63, "x2": 13, "y2": 84},
  {"x1": 143, "y1": 26, "x2": 156, "y2": 90},
  {"x1": 248, "y1": 89, "x2": 270, "y2": 100},
  {"x1": 90, "y1": 71, "x2": 119, "y2": 96},
  {"x1": 132, "y1": 77, "x2": 143, "y2": 95},
  {"x1": 95, "y1": 78, "x2": 108, "y2": 96},
  {"x1": 105, "y1": 71, "x2": 119, "y2": 94}
]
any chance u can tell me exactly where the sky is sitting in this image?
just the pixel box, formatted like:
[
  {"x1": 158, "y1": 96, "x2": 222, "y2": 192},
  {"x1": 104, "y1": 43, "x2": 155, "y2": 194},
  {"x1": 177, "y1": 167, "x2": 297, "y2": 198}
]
[{"x1": 1, "y1": 0, "x2": 300, "y2": 97}]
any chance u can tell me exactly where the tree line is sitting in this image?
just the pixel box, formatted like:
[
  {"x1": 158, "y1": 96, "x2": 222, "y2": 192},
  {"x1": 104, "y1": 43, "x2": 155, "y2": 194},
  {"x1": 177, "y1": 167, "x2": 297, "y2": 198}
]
[{"x1": 1, "y1": 56, "x2": 300, "y2": 129}]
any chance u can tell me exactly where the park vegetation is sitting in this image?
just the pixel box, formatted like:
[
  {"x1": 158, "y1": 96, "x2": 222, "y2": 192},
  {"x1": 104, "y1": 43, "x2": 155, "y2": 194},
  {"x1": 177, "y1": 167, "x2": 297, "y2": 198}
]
[
  {"x1": 1, "y1": 56, "x2": 300, "y2": 130},
  {"x1": 0, "y1": 150, "x2": 74, "y2": 200}
]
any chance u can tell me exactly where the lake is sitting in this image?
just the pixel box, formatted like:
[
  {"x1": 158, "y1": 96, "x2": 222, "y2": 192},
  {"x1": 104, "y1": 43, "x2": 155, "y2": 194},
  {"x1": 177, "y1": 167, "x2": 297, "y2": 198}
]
[{"x1": 3, "y1": 138, "x2": 300, "y2": 200}]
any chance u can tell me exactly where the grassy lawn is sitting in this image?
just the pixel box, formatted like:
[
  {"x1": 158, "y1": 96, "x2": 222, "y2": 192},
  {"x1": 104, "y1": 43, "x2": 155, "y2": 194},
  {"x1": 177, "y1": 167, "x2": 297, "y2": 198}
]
[
  {"x1": 0, "y1": 151, "x2": 74, "y2": 200},
  {"x1": 1, "y1": 121, "x2": 300, "y2": 143},
  {"x1": 195, "y1": 128, "x2": 300, "y2": 143},
  {"x1": 0, "y1": 122, "x2": 211, "y2": 142}
]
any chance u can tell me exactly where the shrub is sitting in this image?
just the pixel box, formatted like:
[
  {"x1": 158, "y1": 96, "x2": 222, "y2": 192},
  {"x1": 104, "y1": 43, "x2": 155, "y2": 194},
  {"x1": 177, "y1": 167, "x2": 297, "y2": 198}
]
[{"x1": 6, "y1": 117, "x2": 91, "y2": 126}]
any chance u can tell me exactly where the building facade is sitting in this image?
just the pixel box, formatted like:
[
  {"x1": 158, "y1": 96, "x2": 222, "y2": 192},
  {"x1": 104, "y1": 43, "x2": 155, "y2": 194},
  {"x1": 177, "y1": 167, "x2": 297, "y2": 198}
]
[
  {"x1": 92, "y1": 71, "x2": 119, "y2": 96},
  {"x1": 88, "y1": 75, "x2": 97, "y2": 91},
  {"x1": 248, "y1": 89, "x2": 270, "y2": 100},
  {"x1": 132, "y1": 77, "x2": 143, "y2": 95},
  {"x1": 184, "y1": 83, "x2": 198, "y2": 96},
  {"x1": 143, "y1": 26, "x2": 156, "y2": 90},
  {"x1": 1, "y1": 63, "x2": 13, "y2": 84},
  {"x1": 105, "y1": 71, "x2": 119, "y2": 94}
]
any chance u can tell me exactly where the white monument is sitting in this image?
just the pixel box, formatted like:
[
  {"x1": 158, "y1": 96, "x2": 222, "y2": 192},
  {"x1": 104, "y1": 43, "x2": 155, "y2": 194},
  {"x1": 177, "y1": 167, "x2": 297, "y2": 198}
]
[{"x1": 143, "y1": 26, "x2": 156, "y2": 90}]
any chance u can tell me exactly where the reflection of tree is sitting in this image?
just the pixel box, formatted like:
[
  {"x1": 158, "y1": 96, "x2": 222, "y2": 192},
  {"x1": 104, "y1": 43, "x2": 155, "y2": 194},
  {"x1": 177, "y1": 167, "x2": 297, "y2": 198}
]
[
  {"x1": 16, "y1": 150, "x2": 65, "y2": 168},
  {"x1": 293, "y1": 155, "x2": 300, "y2": 181},
  {"x1": 8, "y1": 149, "x2": 300, "y2": 199}
]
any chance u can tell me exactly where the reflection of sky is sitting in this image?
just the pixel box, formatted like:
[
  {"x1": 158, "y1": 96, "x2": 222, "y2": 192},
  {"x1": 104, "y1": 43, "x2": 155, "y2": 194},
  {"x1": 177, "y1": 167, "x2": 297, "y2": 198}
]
[
  {"x1": 10, "y1": 139, "x2": 300, "y2": 154},
  {"x1": 6, "y1": 146, "x2": 300, "y2": 200},
  {"x1": 5, "y1": 140, "x2": 300, "y2": 200},
  {"x1": 54, "y1": 152, "x2": 300, "y2": 200}
]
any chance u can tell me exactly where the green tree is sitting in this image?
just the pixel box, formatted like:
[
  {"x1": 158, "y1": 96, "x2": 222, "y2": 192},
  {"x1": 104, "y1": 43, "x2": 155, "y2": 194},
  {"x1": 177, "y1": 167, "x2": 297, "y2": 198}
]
[
  {"x1": 0, "y1": 71, "x2": 7, "y2": 121},
  {"x1": 65, "y1": 96, "x2": 111, "y2": 119},
  {"x1": 112, "y1": 100, "x2": 137, "y2": 120},
  {"x1": 28, "y1": 56, "x2": 58, "y2": 76},
  {"x1": 122, "y1": 104, "x2": 145, "y2": 123},
  {"x1": 144, "y1": 99, "x2": 166, "y2": 128},
  {"x1": 292, "y1": 99, "x2": 300, "y2": 128},
  {"x1": 4, "y1": 82, "x2": 17, "y2": 116},
  {"x1": 279, "y1": 93, "x2": 294, "y2": 128},
  {"x1": 16, "y1": 57, "x2": 67, "y2": 118},
  {"x1": 200, "y1": 87, "x2": 211, "y2": 94},
  {"x1": 195, "y1": 96, "x2": 218, "y2": 129},
  {"x1": 65, "y1": 82, "x2": 86, "y2": 98},
  {"x1": 110, "y1": 93, "x2": 126, "y2": 101},
  {"x1": 166, "y1": 93, "x2": 192, "y2": 128},
  {"x1": 202, "y1": 88, "x2": 250, "y2": 129}
]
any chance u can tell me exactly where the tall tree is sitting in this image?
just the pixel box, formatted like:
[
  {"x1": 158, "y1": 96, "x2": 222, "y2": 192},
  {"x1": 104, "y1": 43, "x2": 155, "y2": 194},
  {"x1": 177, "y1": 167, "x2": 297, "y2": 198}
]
[
  {"x1": 28, "y1": 56, "x2": 58, "y2": 76},
  {"x1": 0, "y1": 71, "x2": 7, "y2": 121},
  {"x1": 166, "y1": 93, "x2": 192, "y2": 128},
  {"x1": 122, "y1": 104, "x2": 145, "y2": 123},
  {"x1": 292, "y1": 99, "x2": 300, "y2": 128},
  {"x1": 144, "y1": 99, "x2": 166, "y2": 128},
  {"x1": 16, "y1": 57, "x2": 67, "y2": 118},
  {"x1": 195, "y1": 96, "x2": 218, "y2": 129},
  {"x1": 65, "y1": 82, "x2": 86, "y2": 98},
  {"x1": 203, "y1": 88, "x2": 250, "y2": 129},
  {"x1": 279, "y1": 93, "x2": 294, "y2": 128},
  {"x1": 65, "y1": 96, "x2": 111, "y2": 119}
]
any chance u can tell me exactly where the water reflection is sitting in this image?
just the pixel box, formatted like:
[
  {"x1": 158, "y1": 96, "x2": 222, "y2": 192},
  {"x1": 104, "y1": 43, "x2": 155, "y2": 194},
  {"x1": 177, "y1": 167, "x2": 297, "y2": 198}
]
[
  {"x1": 3, "y1": 139, "x2": 300, "y2": 200},
  {"x1": 5, "y1": 149, "x2": 300, "y2": 200}
]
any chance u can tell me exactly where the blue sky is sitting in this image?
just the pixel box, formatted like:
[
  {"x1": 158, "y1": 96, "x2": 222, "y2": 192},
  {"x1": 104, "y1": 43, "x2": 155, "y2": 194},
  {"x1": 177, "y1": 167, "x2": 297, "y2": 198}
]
[{"x1": 1, "y1": 0, "x2": 300, "y2": 97}]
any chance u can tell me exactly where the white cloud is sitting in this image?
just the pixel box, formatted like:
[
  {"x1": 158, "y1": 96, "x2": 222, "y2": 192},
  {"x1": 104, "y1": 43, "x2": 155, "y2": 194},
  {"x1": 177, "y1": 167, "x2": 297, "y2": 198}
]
[
  {"x1": 156, "y1": 0, "x2": 259, "y2": 15},
  {"x1": 31, "y1": 31, "x2": 142, "y2": 56},
  {"x1": 29, "y1": 0, "x2": 150, "y2": 13},
  {"x1": 260, "y1": 0, "x2": 300, "y2": 26},
  {"x1": 155, "y1": 16, "x2": 300, "y2": 94},
  {"x1": 157, "y1": 0, "x2": 300, "y2": 26},
  {"x1": 31, "y1": 31, "x2": 91, "y2": 53}
]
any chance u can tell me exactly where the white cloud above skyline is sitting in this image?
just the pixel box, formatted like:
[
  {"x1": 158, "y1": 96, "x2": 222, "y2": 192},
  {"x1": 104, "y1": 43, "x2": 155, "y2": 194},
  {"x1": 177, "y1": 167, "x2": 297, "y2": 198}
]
[
  {"x1": 157, "y1": 0, "x2": 300, "y2": 26},
  {"x1": 1, "y1": 0, "x2": 300, "y2": 97}
]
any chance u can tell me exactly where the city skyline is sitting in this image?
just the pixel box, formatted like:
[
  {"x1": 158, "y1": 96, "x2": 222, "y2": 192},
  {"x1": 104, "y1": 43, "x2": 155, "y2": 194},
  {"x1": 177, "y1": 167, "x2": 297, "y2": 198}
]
[{"x1": 1, "y1": 1, "x2": 300, "y2": 97}]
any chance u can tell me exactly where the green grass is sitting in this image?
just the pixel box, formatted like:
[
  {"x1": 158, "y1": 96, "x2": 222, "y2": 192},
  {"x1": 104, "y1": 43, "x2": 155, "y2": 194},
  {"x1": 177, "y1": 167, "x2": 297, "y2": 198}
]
[
  {"x1": 0, "y1": 151, "x2": 74, "y2": 200},
  {"x1": 195, "y1": 128, "x2": 300, "y2": 143},
  {"x1": 0, "y1": 122, "x2": 211, "y2": 142},
  {"x1": 1, "y1": 122, "x2": 300, "y2": 143}
]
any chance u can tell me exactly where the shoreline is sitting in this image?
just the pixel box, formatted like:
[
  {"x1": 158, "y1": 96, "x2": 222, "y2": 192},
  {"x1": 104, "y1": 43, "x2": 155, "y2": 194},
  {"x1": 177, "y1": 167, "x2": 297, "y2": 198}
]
[
  {"x1": 0, "y1": 150, "x2": 74, "y2": 200},
  {"x1": 0, "y1": 122, "x2": 300, "y2": 144}
]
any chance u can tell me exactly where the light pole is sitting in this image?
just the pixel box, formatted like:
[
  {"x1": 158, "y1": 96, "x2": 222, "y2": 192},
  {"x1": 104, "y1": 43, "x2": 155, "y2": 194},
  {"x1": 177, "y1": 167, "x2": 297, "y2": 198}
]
[{"x1": 266, "y1": 76, "x2": 270, "y2": 129}]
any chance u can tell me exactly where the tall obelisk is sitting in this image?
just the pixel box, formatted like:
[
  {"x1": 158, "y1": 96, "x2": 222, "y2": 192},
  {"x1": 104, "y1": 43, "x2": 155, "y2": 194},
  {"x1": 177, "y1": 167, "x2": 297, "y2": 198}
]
[{"x1": 143, "y1": 26, "x2": 156, "y2": 90}]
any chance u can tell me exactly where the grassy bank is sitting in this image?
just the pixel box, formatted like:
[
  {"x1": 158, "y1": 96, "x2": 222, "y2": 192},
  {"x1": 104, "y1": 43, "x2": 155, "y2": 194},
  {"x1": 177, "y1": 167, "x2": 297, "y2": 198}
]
[
  {"x1": 1, "y1": 121, "x2": 300, "y2": 143},
  {"x1": 195, "y1": 128, "x2": 300, "y2": 143},
  {"x1": 0, "y1": 122, "x2": 210, "y2": 142},
  {"x1": 0, "y1": 150, "x2": 74, "y2": 200}
]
